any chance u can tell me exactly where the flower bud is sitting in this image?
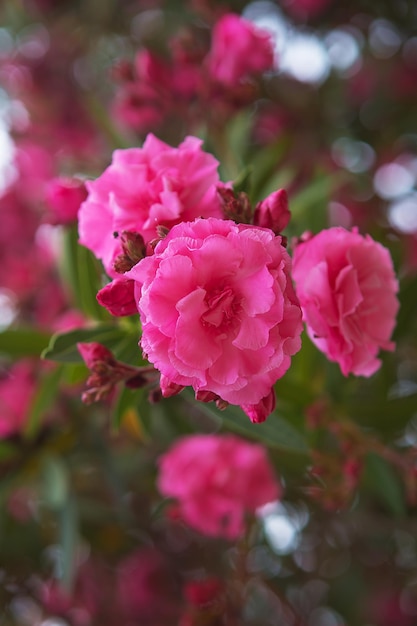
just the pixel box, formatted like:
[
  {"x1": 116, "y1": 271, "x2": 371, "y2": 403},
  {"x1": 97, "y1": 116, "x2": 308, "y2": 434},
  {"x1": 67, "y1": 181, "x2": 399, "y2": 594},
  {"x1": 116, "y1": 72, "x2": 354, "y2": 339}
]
[{"x1": 253, "y1": 188, "x2": 290, "y2": 234}]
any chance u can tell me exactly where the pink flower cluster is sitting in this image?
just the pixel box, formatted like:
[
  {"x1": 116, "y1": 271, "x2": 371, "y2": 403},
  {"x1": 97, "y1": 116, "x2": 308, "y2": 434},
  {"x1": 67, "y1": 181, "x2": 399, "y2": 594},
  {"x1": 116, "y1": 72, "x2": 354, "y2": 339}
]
[
  {"x1": 78, "y1": 127, "x2": 400, "y2": 421},
  {"x1": 112, "y1": 13, "x2": 275, "y2": 133},
  {"x1": 157, "y1": 434, "x2": 281, "y2": 539}
]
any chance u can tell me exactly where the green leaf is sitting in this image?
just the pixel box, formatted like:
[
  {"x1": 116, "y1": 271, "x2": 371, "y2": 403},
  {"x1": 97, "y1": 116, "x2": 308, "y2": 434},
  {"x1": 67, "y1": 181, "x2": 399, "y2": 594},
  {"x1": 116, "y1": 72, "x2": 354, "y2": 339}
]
[
  {"x1": 113, "y1": 385, "x2": 147, "y2": 434},
  {"x1": 0, "y1": 328, "x2": 51, "y2": 358},
  {"x1": 348, "y1": 392, "x2": 417, "y2": 433},
  {"x1": 41, "y1": 324, "x2": 135, "y2": 363},
  {"x1": 41, "y1": 456, "x2": 69, "y2": 510},
  {"x1": 233, "y1": 166, "x2": 252, "y2": 195},
  {"x1": 0, "y1": 441, "x2": 19, "y2": 462},
  {"x1": 194, "y1": 399, "x2": 309, "y2": 454},
  {"x1": 255, "y1": 167, "x2": 295, "y2": 204},
  {"x1": 289, "y1": 170, "x2": 348, "y2": 233},
  {"x1": 59, "y1": 495, "x2": 78, "y2": 592},
  {"x1": 362, "y1": 452, "x2": 406, "y2": 516},
  {"x1": 227, "y1": 110, "x2": 254, "y2": 169},
  {"x1": 394, "y1": 274, "x2": 417, "y2": 339},
  {"x1": 249, "y1": 137, "x2": 291, "y2": 202},
  {"x1": 24, "y1": 365, "x2": 64, "y2": 439},
  {"x1": 60, "y1": 226, "x2": 110, "y2": 321}
]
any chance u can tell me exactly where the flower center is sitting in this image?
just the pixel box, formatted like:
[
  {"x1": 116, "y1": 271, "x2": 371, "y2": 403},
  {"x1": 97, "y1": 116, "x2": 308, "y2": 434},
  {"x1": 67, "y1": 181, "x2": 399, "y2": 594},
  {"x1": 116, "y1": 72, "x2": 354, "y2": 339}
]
[{"x1": 201, "y1": 286, "x2": 240, "y2": 329}]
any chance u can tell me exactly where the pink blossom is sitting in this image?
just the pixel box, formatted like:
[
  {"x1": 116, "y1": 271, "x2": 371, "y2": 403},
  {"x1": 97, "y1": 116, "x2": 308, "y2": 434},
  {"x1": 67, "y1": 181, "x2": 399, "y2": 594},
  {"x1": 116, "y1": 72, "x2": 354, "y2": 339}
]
[
  {"x1": 292, "y1": 227, "x2": 399, "y2": 376},
  {"x1": 117, "y1": 547, "x2": 178, "y2": 621},
  {"x1": 183, "y1": 578, "x2": 223, "y2": 607},
  {"x1": 78, "y1": 134, "x2": 222, "y2": 276},
  {"x1": 0, "y1": 360, "x2": 37, "y2": 438},
  {"x1": 44, "y1": 176, "x2": 87, "y2": 225},
  {"x1": 157, "y1": 434, "x2": 281, "y2": 539},
  {"x1": 127, "y1": 217, "x2": 302, "y2": 422},
  {"x1": 39, "y1": 558, "x2": 111, "y2": 625},
  {"x1": 207, "y1": 14, "x2": 275, "y2": 87},
  {"x1": 112, "y1": 81, "x2": 166, "y2": 133}
]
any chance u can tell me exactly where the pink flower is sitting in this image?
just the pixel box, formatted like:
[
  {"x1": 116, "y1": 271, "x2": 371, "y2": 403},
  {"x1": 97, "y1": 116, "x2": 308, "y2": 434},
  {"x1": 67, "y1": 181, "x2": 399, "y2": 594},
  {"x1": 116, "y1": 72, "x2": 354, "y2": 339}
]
[
  {"x1": 292, "y1": 227, "x2": 399, "y2": 376},
  {"x1": 78, "y1": 134, "x2": 222, "y2": 276},
  {"x1": 117, "y1": 548, "x2": 179, "y2": 621},
  {"x1": 127, "y1": 217, "x2": 302, "y2": 422},
  {"x1": 0, "y1": 360, "x2": 37, "y2": 438},
  {"x1": 44, "y1": 176, "x2": 87, "y2": 225},
  {"x1": 157, "y1": 433, "x2": 281, "y2": 539},
  {"x1": 112, "y1": 81, "x2": 166, "y2": 133},
  {"x1": 207, "y1": 14, "x2": 275, "y2": 87}
]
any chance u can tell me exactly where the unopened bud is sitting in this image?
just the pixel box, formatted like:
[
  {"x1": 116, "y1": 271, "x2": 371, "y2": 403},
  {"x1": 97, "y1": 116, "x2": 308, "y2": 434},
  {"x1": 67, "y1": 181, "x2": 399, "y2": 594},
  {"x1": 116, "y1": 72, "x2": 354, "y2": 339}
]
[
  {"x1": 217, "y1": 186, "x2": 252, "y2": 224},
  {"x1": 253, "y1": 188, "x2": 290, "y2": 235},
  {"x1": 113, "y1": 231, "x2": 146, "y2": 273}
]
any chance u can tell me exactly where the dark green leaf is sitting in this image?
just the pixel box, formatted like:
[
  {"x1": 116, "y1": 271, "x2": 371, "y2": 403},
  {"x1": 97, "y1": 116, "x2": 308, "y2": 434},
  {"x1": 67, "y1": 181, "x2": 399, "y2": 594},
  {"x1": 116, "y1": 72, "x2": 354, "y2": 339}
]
[
  {"x1": 59, "y1": 495, "x2": 78, "y2": 592},
  {"x1": 24, "y1": 365, "x2": 64, "y2": 439},
  {"x1": 113, "y1": 385, "x2": 147, "y2": 434},
  {"x1": 0, "y1": 328, "x2": 51, "y2": 358},
  {"x1": 289, "y1": 171, "x2": 348, "y2": 234},
  {"x1": 41, "y1": 324, "x2": 133, "y2": 363},
  {"x1": 60, "y1": 226, "x2": 110, "y2": 321},
  {"x1": 0, "y1": 441, "x2": 19, "y2": 462},
  {"x1": 362, "y1": 452, "x2": 406, "y2": 516},
  {"x1": 233, "y1": 166, "x2": 252, "y2": 195},
  {"x1": 194, "y1": 399, "x2": 309, "y2": 454},
  {"x1": 249, "y1": 137, "x2": 291, "y2": 202},
  {"x1": 394, "y1": 274, "x2": 417, "y2": 339}
]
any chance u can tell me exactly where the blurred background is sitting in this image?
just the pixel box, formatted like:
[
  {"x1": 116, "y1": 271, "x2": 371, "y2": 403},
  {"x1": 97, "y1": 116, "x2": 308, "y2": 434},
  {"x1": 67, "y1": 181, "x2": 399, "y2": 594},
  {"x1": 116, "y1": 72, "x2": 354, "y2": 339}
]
[{"x1": 0, "y1": 0, "x2": 417, "y2": 624}]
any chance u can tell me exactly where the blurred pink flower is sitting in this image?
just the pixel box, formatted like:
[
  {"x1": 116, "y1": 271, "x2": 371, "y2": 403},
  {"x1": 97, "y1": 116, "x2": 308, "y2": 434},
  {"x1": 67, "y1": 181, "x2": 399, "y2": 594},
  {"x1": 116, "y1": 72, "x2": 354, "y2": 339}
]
[
  {"x1": 39, "y1": 558, "x2": 112, "y2": 625},
  {"x1": 78, "y1": 134, "x2": 222, "y2": 276},
  {"x1": 0, "y1": 360, "x2": 37, "y2": 438},
  {"x1": 292, "y1": 227, "x2": 399, "y2": 376},
  {"x1": 127, "y1": 217, "x2": 302, "y2": 422},
  {"x1": 117, "y1": 547, "x2": 179, "y2": 621},
  {"x1": 158, "y1": 434, "x2": 281, "y2": 539},
  {"x1": 44, "y1": 176, "x2": 87, "y2": 225},
  {"x1": 112, "y1": 80, "x2": 166, "y2": 133},
  {"x1": 207, "y1": 14, "x2": 274, "y2": 87}
]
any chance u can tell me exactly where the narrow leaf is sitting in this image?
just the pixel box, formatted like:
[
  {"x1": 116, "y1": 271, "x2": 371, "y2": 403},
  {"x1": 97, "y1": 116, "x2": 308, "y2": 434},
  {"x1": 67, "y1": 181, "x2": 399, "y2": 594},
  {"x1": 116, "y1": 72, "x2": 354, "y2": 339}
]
[
  {"x1": 59, "y1": 495, "x2": 78, "y2": 592},
  {"x1": 363, "y1": 452, "x2": 406, "y2": 516},
  {"x1": 0, "y1": 328, "x2": 51, "y2": 358},
  {"x1": 194, "y1": 399, "x2": 309, "y2": 454},
  {"x1": 24, "y1": 365, "x2": 64, "y2": 439},
  {"x1": 41, "y1": 324, "x2": 132, "y2": 363}
]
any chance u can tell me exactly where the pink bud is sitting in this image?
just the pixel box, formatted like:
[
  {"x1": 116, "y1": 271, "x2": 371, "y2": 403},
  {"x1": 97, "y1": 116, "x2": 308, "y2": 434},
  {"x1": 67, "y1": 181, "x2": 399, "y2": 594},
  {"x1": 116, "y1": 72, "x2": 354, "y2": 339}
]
[
  {"x1": 253, "y1": 189, "x2": 290, "y2": 234},
  {"x1": 241, "y1": 389, "x2": 276, "y2": 423},
  {"x1": 195, "y1": 390, "x2": 220, "y2": 403},
  {"x1": 160, "y1": 375, "x2": 184, "y2": 398},
  {"x1": 77, "y1": 342, "x2": 115, "y2": 369},
  {"x1": 97, "y1": 278, "x2": 138, "y2": 317}
]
